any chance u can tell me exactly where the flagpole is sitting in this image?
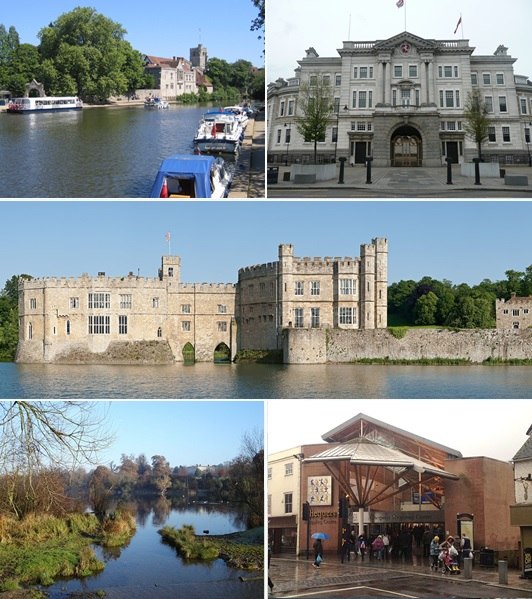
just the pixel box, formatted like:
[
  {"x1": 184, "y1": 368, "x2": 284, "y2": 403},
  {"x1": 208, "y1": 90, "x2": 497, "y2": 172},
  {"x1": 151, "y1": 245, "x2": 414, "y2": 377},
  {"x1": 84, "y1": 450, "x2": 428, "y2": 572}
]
[
  {"x1": 404, "y1": 0, "x2": 407, "y2": 31},
  {"x1": 460, "y1": 13, "x2": 464, "y2": 39}
]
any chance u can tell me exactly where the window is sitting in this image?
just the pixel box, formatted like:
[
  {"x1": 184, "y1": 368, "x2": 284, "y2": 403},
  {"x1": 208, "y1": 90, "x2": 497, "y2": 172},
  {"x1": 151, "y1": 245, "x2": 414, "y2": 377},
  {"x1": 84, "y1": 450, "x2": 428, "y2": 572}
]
[
  {"x1": 309, "y1": 75, "x2": 317, "y2": 86},
  {"x1": 334, "y1": 97, "x2": 340, "y2": 112},
  {"x1": 488, "y1": 126, "x2": 496, "y2": 142},
  {"x1": 409, "y1": 64, "x2": 417, "y2": 78},
  {"x1": 357, "y1": 122, "x2": 366, "y2": 131},
  {"x1": 294, "y1": 281, "x2": 304, "y2": 296},
  {"x1": 496, "y1": 73, "x2": 504, "y2": 85},
  {"x1": 498, "y1": 96, "x2": 507, "y2": 113},
  {"x1": 276, "y1": 129, "x2": 281, "y2": 143},
  {"x1": 526, "y1": 127, "x2": 531, "y2": 144},
  {"x1": 294, "y1": 308, "x2": 304, "y2": 328},
  {"x1": 521, "y1": 98, "x2": 528, "y2": 115},
  {"x1": 340, "y1": 279, "x2": 355, "y2": 294},
  {"x1": 218, "y1": 304, "x2": 227, "y2": 313},
  {"x1": 28, "y1": 323, "x2": 33, "y2": 339},
  {"x1": 217, "y1": 321, "x2": 227, "y2": 332},
  {"x1": 394, "y1": 65, "x2": 402, "y2": 78},
  {"x1": 29, "y1": 298, "x2": 37, "y2": 309},
  {"x1": 359, "y1": 66, "x2": 368, "y2": 78},
  {"x1": 288, "y1": 99, "x2": 295, "y2": 115},
  {"x1": 181, "y1": 304, "x2": 191, "y2": 313},
  {"x1": 182, "y1": 321, "x2": 191, "y2": 331},
  {"x1": 310, "y1": 281, "x2": 320, "y2": 296},
  {"x1": 353, "y1": 67, "x2": 358, "y2": 78},
  {"x1": 119, "y1": 315, "x2": 128, "y2": 334},
  {"x1": 88, "y1": 315, "x2": 110, "y2": 335},
  {"x1": 502, "y1": 126, "x2": 511, "y2": 142},
  {"x1": 285, "y1": 463, "x2": 293, "y2": 476},
  {"x1": 445, "y1": 90, "x2": 454, "y2": 108},
  {"x1": 339, "y1": 307, "x2": 353, "y2": 324},
  {"x1": 359, "y1": 91, "x2": 367, "y2": 108},
  {"x1": 70, "y1": 297, "x2": 79, "y2": 309},
  {"x1": 352, "y1": 90, "x2": 357, "y2": 108},
  {"x1": 268, "y1": 468, "x2": 272, "y2": 480},
  {"x1": 513, "y1": 309, "x2": 520, "y2": 316},
  {"x1": 284, "y1": 492, "x2": 293, "y2": 514},
  {"x1": 168, "y1": 267, "x2": 174, "y2": 277},
  {"x1": 285, "y1": 128, "x2": 291, "y2": 144},
  {"x1": 311, "y1": 308, "x2": 320, "y2": 328},
  {"x1": 280, "y1": 100, "x2": 285, "y2": 116},
  {"x1": 447, "y1": 121, "x2": 456, "y2": 131},
  {"x1": 471, "y1": 72, "x2": 478, "y2": 85},
  {"x1": 322, "y1": 75, "x2": 330, "y2": 86},
  {"x1": 483, "y1": 73, "x2": 491, "y2": 85},
  {"x1": 88, "y1": 293, "x2": 110, "y2": 309},
  {"x1": 157, "y1": 327, "x2": 162, "y2": 338},
  {"x1": 401, "y1": 89, "x2": 410, "y2": 106},
  {"x1": 335, "y1": 74, "x2": 341, "y2": 86},
  {"x1": 66, "y1": 320, "x2": 71, "y2": 335},
  {"x1": 152, "y1": 297, "x2": 159, "y2": 308},
  {"x1": 484, "y1": 96, "x2": 493, "y2": 113},
  {"x1": 120, "y1": 294, "x2": 132, "y2": 309}
]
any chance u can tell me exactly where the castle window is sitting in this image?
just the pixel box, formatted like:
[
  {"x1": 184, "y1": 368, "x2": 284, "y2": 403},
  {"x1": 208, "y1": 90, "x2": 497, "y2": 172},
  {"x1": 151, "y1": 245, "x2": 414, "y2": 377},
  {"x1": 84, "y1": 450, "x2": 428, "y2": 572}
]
[
  {"x1": 339, "y1": 307, "x2": 353, "y2": 324},
  {"x1": 30, "y1": 298, "x2": 37, "y2": 310},
  {"x1": 181, "y1": 304, "x2": 191, "y2": 314},
  {"x1": 120, "y1": 294, "x2": 132, "y2": 309},
  {"x1": 310, "y1": 281, "x2": 320, "y2": 296},
  {"x1": 157, "y1": 327, "x2": 162, "y2": 337},
  {"x1": 218, "y1": 304, "x2": 227, "y2": 314},
  {"x1": 119, "y1": 315, "x2": 128, "y2": 334},
  {"x1": 340, "y1": 279, "x2": 355, "y2": 295},
  {"x1": 28, "y1": 322, "x2": 33, "y2": 339},
  {"x1": 70, "y1": 297, "x2": 79, "y2": 309},
  {"x1": 513, "y1": 309, "x2": 520, "y2": 316},
  {"x1": 182, "y1": 321, "x2": 191, "y2": 331},
  {"x1": 294, "y1": 308, "x2": 304, "y2": 328},
  {"x1": 168, "y1": 267, "x2": 174, "y2": 277},
  {"x1": 217, "y1": 321, "x2": 227, "y2": 332},
  {"x1": 294, "y1": 281, "x2": 304, "y2": 296},
  {"x1": 88, "y1": 292, "x2": 110, "y2": 309},
  {"x1": 311, "y1": 308, "x2": 320, "y2": 328},
  {"x1": 153, "y1": 297, "x2": 159, "y2": 308},
  {"x1": 66, "y1": 320, "x2": 71, "y2": 335},
  {"x1": 88, "y1": 315, "x2": 110, "y2": 334}
]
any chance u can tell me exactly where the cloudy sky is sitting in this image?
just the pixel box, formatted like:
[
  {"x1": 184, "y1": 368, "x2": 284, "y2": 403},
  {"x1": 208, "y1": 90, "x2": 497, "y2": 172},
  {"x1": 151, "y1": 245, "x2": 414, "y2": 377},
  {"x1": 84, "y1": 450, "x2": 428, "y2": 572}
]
[
  {"x1": 267, "y1": 399, "x2": 531, "y2": 462},
  {"x1": 267, "y1": 0, "x2": 532, "y2": 82}
]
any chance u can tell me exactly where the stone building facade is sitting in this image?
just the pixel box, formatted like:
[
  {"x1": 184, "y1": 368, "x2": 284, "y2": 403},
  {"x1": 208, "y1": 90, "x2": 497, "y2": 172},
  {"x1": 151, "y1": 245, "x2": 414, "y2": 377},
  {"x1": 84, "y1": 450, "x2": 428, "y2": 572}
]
[
  {"x1": 496, "y1": 294, "x2": 532, "y2": 329},
  {"x1": 268, "y1": 32, "x2": 532, "y2": 166},
  {"x1": 17, "y1": 238, "x2": 386, "y2": 363}
]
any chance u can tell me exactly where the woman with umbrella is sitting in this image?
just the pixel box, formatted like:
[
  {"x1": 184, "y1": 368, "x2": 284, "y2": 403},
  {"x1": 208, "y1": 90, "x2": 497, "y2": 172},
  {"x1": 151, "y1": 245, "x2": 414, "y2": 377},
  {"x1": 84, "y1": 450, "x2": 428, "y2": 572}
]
[{"x1": 312, "y1": 532, "x2": 329, "y2": 567}]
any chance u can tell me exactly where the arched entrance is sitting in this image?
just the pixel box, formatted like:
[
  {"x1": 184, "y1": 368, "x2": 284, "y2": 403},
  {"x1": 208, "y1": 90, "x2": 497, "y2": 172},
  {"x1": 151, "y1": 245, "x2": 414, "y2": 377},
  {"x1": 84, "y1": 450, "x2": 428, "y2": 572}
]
[
  {"x1": 213, "y1": 342, "x2": 231, "y2": 363},
  {"x1": 182, "y1": 342, "x2": 195, "y2": 364},
  {"x1": 391, "y1": 125, "x2": 422, "y2": 166}
]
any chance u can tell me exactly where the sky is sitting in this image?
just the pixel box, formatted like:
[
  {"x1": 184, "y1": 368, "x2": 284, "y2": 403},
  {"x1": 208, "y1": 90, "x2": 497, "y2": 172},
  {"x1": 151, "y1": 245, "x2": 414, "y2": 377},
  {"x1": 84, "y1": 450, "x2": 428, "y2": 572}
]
[
  {"x1": 1, "y1": 201, "x2": 531, "y2": 289},
  {"x1": 1, "y1": 0, "x2": 264, "y2": 67},
  {"x1": 89, "y1": 400, "x2": 263, "y2": 468},
  {"x1": 267, "y1": 0, "x2": 532, "y2": 83},
  {"x1": 267, "y1": 399, "x2": 532, "y2": 463}
]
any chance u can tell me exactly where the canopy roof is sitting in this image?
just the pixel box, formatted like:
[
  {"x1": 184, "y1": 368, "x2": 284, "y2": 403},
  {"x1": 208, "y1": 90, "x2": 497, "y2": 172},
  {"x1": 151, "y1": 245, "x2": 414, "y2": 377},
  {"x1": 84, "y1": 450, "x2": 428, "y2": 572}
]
[{"x1": 150, "y1": 154, "x2": 215, "y2": 198}]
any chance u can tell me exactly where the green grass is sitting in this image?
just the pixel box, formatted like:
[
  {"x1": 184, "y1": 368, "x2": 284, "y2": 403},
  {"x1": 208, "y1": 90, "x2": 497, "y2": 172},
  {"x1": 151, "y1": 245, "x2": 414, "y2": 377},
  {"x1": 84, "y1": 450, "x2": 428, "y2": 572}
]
[
  {"x1": 159, "y1": 525, "x2": 219, "y2": 560},
  {"x1": 350, "y1": 357, "x2": 473, "y2": 365}
]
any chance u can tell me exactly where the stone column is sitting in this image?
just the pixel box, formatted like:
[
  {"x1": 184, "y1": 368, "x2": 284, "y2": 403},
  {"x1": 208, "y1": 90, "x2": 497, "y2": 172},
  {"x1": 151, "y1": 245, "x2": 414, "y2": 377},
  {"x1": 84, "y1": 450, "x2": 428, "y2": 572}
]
[
  {"x1": 377, "y1": 62, "x2": 384, "y2": 104},
  {"x1": 428, "y1": 61, "x2": 435, "y2": 104},
  {"x1": 384, "y1": 61, "x2": 391, "y2": 104}
]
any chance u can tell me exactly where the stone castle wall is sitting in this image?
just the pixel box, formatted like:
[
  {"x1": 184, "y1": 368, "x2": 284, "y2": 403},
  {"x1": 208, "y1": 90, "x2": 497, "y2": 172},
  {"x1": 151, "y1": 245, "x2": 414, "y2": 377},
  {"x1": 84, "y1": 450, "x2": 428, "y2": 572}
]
[{"x1": 283, "y1": 328, "x2": 532, "y2": 364}]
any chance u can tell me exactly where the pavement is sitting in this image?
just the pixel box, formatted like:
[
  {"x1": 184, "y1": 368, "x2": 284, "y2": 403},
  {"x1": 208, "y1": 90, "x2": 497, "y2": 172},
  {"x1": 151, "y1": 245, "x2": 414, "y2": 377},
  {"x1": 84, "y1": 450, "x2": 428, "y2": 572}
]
[
  {"x1": 229, "y1": 112, "x2": 266, "y2": 198},
  {"x1": 269, "y1": 554, "x2": 532, "y2": 598},
  {"x1": 267, "y1": 164, "x2": 532, "y2": 198}
]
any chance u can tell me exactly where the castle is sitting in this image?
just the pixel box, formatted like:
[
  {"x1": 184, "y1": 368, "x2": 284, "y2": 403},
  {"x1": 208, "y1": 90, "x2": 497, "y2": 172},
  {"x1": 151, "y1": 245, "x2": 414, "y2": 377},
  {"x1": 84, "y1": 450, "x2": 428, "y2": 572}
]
[{"x1": 16, "y1": 238, "x2": 388, "y2": 363}]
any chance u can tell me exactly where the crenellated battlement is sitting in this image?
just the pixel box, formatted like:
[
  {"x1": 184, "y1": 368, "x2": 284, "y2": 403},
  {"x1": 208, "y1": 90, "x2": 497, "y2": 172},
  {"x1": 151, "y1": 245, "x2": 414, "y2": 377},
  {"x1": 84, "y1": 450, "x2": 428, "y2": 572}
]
[{"x1": 238, "y1": 262, "x2": 279, "y2": 280}]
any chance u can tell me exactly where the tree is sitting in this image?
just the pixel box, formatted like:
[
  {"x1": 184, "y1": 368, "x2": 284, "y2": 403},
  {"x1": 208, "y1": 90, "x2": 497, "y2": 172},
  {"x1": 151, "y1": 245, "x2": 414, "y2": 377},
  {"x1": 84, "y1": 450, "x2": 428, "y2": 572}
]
[
  {"x1": 250, "y1": 0, "x2": 265, "y2": 40},
  {"x1": 413, "y1": 291, "x2": 439, "y2": 326},
  {"x1": 151, "y1": 455, "x2": 171, "y2": 497},
  {"x1": 296, "y1": 79, "x2": 334, "y2": 164},
  {"x1": 38, "y1": 7, "x2": 144, "y2": 102},
  {"x1": 463, "y1": 90, "x2": 490, "y2": 161}
]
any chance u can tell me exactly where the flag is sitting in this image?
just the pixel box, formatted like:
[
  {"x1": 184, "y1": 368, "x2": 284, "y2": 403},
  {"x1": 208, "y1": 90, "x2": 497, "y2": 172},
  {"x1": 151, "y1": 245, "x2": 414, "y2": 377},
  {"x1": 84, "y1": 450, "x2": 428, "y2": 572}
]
[
  {"x1": 454, "y1": 16, "x2": 462, "y2": 34},
  {"x1": 165, "y1": 232, "x2": 171, "y2": 242},
  {"x1": 396, "y1": 0, "x2": 404, "y2": 7}
]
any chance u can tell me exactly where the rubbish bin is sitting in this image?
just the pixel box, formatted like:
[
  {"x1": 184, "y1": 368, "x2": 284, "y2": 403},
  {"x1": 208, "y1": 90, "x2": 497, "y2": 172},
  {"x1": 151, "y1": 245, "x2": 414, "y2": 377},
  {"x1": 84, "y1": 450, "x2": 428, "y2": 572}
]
[
  {"x1": 267, "y1": 167, "x2": 279, "y2": 185},
  {"x1": 479, "y1": 547, "x2": 495, "y2": 567}
]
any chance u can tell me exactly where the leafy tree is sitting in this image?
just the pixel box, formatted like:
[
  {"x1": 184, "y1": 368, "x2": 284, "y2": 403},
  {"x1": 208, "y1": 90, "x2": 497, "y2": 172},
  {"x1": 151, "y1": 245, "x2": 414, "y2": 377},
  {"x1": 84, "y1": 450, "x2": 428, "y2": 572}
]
[
  {"x1": 463, "y1": 90, "x2": 490, "y2": 161},
  {"x1": 250, "y1": 0, "x2": 265, "y2": 39},
  {"x1": 413, "y1": 291, "x2": 439, "y2": 325},
  {"x1": 296, "y1": 78, "x2": 334, "y2": 164},
  {"x1": 151, "y1": 455, "x2": 171, "y2": 497}
]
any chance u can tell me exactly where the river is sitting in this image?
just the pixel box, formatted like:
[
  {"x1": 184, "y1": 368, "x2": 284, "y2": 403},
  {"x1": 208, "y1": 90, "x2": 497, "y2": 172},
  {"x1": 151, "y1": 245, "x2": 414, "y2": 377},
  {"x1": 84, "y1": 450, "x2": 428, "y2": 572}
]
[
  {"x1": 0, "y1": 104, "x2": 237, "y2": 198},
  {"x1": 1, "y1": 362, "x2": 531, "y2": 398},
  {"x1": 39, "y1": 499, "x2": 261, "y2": 599}
]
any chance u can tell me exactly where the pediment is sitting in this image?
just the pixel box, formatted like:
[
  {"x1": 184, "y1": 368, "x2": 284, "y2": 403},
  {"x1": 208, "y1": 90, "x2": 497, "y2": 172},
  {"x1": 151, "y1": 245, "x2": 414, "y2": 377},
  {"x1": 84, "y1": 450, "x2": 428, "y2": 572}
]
[{"x1": 374, "y1": 31, "x2": 439, "y2": 54}]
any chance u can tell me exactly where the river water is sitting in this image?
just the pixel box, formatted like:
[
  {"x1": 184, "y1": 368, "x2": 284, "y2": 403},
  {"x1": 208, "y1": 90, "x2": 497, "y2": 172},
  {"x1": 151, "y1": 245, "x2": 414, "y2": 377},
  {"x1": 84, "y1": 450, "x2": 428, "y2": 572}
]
[
  {"x1": 0, "y1": 104, "x2": 237, "y2": 197},
  {"x1": 1, "y1": 362, "x2": 531, "y2": 398},
  {"x1": 40, "y1": 499, "x2": 261, "y2": 598}
]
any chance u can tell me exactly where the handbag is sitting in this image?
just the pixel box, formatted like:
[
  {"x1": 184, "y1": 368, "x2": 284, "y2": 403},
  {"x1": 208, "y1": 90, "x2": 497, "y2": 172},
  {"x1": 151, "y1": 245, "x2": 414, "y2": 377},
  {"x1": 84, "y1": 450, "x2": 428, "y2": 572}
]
[{"x1": 316, "y1": 554, "x2": 322, "y2": 564}]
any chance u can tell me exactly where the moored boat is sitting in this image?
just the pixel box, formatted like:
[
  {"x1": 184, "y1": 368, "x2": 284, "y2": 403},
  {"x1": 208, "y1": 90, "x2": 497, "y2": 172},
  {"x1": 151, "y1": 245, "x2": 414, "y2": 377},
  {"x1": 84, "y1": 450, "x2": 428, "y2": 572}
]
[
  {"x1": 144, "y1": 96, "x2": 169, "y2": 109},
  {"x1": 6, "y1": 96, "x2": 83, "y2": 113},
  {"x1": 193, "y1": 110, "x2": 244, "y2": 154},
  {"x1": 223, "y1": 105, "x2": 249, "y2": 129},
  {"x1": 150, "y1": 154, "x2": 232, "y2": 199}
]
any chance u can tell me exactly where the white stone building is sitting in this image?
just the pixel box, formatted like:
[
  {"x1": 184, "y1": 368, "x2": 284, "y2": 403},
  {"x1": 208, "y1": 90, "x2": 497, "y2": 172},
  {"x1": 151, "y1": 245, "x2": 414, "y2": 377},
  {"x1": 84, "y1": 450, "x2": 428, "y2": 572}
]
[
  {"x1": 496, "y1": 294, "x2": 532, "y2": 329},
  {"x1": 268, "y1": 32, "x2": 532, "y2": 167}
]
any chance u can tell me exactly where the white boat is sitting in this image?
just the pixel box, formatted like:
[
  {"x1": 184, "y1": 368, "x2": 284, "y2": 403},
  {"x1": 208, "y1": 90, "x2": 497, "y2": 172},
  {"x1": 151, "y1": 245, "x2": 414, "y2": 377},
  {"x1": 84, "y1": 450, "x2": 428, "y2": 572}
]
[
  {"x1": 193, "y1": 110, "x2": 244, "y2": 154},
  {"x1": 6, "y1": 96, "x2": 83, "y2": 113},
  {"x1": 223, "y1": 105, "x2": 249, "y2": 129},
  {"x1": 144, "y1": 96, "x2": 169, "y2": 109},
  {"x1": 150, "y1": 154, "x2": 232, "y2": 199}
]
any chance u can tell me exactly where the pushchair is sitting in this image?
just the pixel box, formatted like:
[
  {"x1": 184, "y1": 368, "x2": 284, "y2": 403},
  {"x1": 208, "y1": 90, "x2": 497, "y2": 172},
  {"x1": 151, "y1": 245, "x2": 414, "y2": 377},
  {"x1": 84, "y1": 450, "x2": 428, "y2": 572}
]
[{"x1": 439, "y1": 549, "x2": 460, "y2": 575}]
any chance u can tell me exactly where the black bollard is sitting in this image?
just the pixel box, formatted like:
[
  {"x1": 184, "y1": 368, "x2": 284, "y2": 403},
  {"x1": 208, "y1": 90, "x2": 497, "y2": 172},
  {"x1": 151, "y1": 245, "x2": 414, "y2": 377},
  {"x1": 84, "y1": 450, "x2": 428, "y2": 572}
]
[
  {"x1": 473, "y1": 157, "x2": 481, "y2": 185},
  {"x1": 365, "y1": 156, "x2": 373, "y2": 184},
  {"x1": 338, "y1": 157, "x2": 347, "y2": 184},
  {"x1": 446, "y1": 157, "x2": 453, "y2": 184}
]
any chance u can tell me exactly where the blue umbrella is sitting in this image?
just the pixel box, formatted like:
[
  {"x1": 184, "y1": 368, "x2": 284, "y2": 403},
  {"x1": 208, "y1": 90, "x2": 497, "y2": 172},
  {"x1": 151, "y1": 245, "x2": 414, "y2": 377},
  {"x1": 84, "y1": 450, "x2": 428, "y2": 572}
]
[{"x1": 311, "y1": 532, "x2": 330, "y2": 540}]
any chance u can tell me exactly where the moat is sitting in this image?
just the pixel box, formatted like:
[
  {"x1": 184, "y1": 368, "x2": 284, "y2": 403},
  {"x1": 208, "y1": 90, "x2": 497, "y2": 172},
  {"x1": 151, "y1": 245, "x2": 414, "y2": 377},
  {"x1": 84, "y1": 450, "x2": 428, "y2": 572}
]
[{"x1": 1, "y1": 362, "x2": 531, "y2": 398}]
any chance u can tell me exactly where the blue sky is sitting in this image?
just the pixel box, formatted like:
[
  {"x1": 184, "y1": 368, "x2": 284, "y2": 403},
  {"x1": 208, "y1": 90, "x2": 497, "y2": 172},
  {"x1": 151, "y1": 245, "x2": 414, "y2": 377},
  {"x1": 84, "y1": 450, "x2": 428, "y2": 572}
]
[
  {"x1": 0, "y1": 201, "x2": 531, "y2": 289},
  {"x1": 94, "y1": 401, "x2": 263, "y2": 468},
  {"x1": 1, "y1": 0, "x2": 263, "y2": 67}
]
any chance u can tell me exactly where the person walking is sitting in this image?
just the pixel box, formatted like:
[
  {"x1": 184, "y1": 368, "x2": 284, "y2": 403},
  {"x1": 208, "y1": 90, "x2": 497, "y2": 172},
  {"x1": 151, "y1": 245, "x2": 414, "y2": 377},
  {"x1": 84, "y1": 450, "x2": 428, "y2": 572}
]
[
  {"x1": 429, "y1": 535, "x2": 440, "y2": 570},
  {"x1": 422, "y1": 526, "x2": 432, "y2": 558},
  {"x1": 371, "y1": 534, "x2": 385, "y2": 560},
  {"x1": 313, "y1": 538, "x2": 323, "y2": 568},
  {"x1": 340, "y1": 528, "x2": 351, "y2": 563},
  {"x1": 382, "y1": 532, "x2": 390, "y2": 561},
  {"x1": 460, "y1": 533, "x2": 472, "y2": 564}
]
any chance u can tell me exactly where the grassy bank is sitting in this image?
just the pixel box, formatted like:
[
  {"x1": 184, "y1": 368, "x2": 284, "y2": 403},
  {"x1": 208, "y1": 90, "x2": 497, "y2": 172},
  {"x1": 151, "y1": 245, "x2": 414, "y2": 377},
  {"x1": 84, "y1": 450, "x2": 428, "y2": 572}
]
[
  {"x1": 350, "y1": 357, "x2": 532, "y2": 366},
  {"x1": 0, "y1": 511, "x2": 135, "y2": 591},
  {"x1": 159, "y1": 525, "x2": 263, "y2": 570}
]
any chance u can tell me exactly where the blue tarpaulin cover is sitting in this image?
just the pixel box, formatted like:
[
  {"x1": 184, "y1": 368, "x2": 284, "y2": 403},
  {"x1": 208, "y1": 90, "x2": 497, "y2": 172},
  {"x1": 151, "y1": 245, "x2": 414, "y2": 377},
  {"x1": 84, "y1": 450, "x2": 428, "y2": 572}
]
[{"x1": 150, "y1": 154, "x2": 215, "y2": 198}]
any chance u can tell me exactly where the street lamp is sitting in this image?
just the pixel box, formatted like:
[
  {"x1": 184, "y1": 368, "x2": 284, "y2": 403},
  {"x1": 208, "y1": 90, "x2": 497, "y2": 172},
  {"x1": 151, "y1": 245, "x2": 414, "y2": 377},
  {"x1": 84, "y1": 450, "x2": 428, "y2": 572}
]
[{"x1": 284, "y1": 121, "x2": 292, "y2": 166}]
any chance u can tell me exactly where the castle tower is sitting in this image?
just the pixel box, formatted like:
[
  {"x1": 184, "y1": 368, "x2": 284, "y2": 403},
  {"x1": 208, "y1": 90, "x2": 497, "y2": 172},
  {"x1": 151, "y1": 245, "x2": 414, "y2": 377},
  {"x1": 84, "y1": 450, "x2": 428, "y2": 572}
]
[
  {"x1": 190, "y1": 44, "x2": 208, "y2": 70},
  {"x1": 360, "y1": 242, "x2": 376, "y2": 329},
  {"x1": 160, "y1": 256, "x2": 181, "y2": 282},
  {"x1": 278, "y1": 244, "x2": 294, "y2": 329},
  {"x1": 374, "y1": 238, "x2": 388, "y2": 329}
]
